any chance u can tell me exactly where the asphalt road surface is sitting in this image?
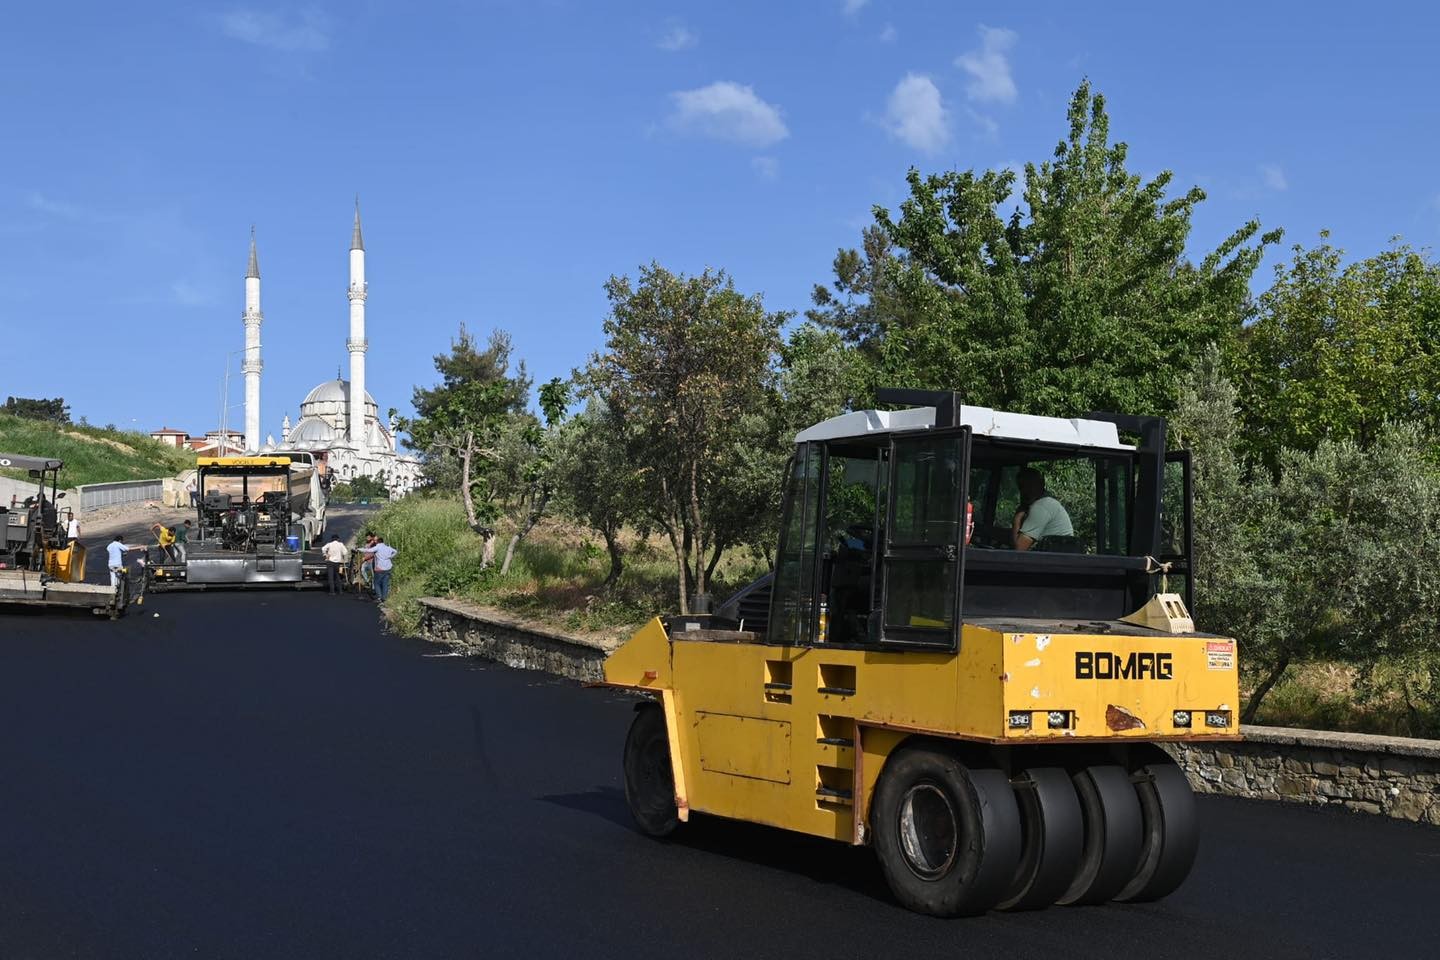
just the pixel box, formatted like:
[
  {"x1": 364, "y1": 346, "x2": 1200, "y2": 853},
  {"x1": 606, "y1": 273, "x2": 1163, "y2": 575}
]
[{"x1": 2, "y1": 594, "x2": 1437, "y2": 960}]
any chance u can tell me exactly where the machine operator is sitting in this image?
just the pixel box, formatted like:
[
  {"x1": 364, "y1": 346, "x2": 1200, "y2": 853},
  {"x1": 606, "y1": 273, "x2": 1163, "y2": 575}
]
[{"x1": 1012, "y1": 467, "x2": 1074, "y2": 551}]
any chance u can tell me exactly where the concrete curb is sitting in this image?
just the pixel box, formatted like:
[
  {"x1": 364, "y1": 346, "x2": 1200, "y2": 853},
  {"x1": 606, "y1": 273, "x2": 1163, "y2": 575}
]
[{"x1": 415, "y1": 596, "x2": 1440, "y2": 825}]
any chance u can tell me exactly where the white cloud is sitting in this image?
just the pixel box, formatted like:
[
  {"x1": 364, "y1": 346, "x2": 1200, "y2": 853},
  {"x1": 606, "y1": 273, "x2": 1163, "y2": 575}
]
[
  {"x1": 965, "y1": 106, "x2": 999, "y2": 140},
  {"x1": 220, "y1": 8, "x2": 330, "y2": 52},
  {"x1": 1260, "y1": 163, "x2": 1288, "y2": 191},
  {"x1": 751, "y1": 156, "x2": 779, "y2": 180},
  {"x1": 657, "y1": 22, "x2": 697, "y2": 52},
  {"x1": 27, "y1": 191, "x2": 85, "y2": 220},
  {"x1": 669, "y1": 82, "x2": 789, "y2": 147},
  {"x1": 883, "y1": 73, "x2": 950, "y2": 154},
  {"x1": 842, "y1": 0, "x2": 869, "y2": 16},
  {"x1": 955, "y1": 25, "x2": 1018, "y2": 105},
  {"x1": 878, "y1": 23, "x2": 897, "y2": 43}
]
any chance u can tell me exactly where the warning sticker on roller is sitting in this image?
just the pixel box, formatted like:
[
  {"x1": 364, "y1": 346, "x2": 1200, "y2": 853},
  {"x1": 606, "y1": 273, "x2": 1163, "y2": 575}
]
[{"x1": 1206, "y1": 640, "x2": 1236, "y2": 671}]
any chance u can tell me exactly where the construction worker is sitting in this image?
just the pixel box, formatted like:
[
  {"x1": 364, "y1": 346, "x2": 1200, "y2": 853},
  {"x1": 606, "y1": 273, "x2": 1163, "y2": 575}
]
[
  {"x1": 174, "y1": 520, "x2": 192, "y2": 563},
  {"x1": 106, "y1": 535, "x2": 143, "y2": 588},
  {"x1": 1012, "y1": 467, "x2": 1075, "y2": 552},
  {"x1": 357, "y1": 536, "x2": 397, "y2": 602},
  {"x1": 156, "y1": 523, "x2": 176, "y2": 562},
  {"x1": 321, "y1": 534, "x2": 349, "y2": 595}
]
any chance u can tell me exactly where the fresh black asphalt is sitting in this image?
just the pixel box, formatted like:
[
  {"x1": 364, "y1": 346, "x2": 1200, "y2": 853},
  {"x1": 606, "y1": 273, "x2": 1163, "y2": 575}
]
[{"x1": 2, "y1": 591, "x2": 1437, "y2": 960}]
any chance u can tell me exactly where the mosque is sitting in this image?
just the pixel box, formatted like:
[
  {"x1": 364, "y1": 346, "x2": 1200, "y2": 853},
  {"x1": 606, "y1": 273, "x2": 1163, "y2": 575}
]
[{"x1": 240, "y1": 203, "x2": 422, "y2": 496}]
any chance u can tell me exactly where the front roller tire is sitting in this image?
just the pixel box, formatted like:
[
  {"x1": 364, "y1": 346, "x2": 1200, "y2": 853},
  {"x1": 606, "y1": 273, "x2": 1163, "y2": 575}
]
[
  {"x1": 622, "y1": 704, "x2": 679, "y2": 838},
  {"x1": 998, "y1": 766, "x2": 1084, "y2": 911},
  {"x1": 1058, "y1": 764, "x2": 1143, "y2": 906},
  {"x1": 1115, "y1": 758, "x2": 1198, "y2": 902},
  {"x1": 871, "y1": 747, "x2": 1021, "y2": 917}
]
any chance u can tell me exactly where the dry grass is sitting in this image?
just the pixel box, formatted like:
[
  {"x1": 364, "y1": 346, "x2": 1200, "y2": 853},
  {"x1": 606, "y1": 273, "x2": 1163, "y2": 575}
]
[
  {"x1": 366, "y1": 496, "x2": 768, "y2": 640},
  {"x1": 1251, "y1": 661, "x2": 1438, "y2": 738}
]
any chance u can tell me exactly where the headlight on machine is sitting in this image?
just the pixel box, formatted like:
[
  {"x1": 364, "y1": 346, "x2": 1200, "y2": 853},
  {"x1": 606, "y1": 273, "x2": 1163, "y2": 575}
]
[
  {"x1": 1046, "y1": 710, "x2": 1072, "y2": 730},
  {"x1": 1172, "y1": 710, "x2": 1192, "y2": 728}
]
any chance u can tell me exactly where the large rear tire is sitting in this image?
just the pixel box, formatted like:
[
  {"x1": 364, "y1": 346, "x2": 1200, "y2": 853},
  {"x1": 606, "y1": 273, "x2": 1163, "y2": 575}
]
[
  {"x1": 871, "y1": 746, "x2": 1021, "y2": 917},
  {"x1": 1058, "y1": 764, "x2": 1143, "y2": 905},
  {"x1": 1115, "y1": 758, "x2": 1198, "y2": 902},
  {"x1": 998, "y1": 766, "x2": 1084, "y2": 911},
  {"x1": 622, "y1": 704, "x2": 679, "y2": 838}
]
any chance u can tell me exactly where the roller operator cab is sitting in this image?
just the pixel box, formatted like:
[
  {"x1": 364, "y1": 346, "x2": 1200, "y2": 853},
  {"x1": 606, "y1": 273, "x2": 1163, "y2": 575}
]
[{"x1": 602, "y1": 390, "x2": 1240, "y2": 917}]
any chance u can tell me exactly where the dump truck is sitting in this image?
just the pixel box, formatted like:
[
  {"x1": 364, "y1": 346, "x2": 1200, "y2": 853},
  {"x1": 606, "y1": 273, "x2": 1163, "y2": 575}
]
[
  {"x1": 0, "y1": 453, "x2": 130, "y2": 617},
  {"x1": 146, "y1": 453, "x2": 328, "y2": 590},
  {"x1": 601, "y1": 390, "x2": 1239, "y2": 916}
]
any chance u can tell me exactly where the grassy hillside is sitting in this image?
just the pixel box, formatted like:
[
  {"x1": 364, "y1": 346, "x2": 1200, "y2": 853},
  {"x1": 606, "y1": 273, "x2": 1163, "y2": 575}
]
[
  {"x1": 365, "y1": 494, "x2": 768, "y2": 640},
  {"x1": 0, "y1": 413, "x2": 195, "y2": 487}
]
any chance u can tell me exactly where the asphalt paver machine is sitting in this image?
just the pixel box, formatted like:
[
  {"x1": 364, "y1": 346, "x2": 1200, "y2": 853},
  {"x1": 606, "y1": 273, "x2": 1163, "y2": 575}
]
[
  {"x1": 147, "y1": 454, "x2": 328, "y2": 590},
  {"x1": 602, "y1": 390, "x2": 1239, "y2": 916},
  {"x1": 0, "y1": 453, "x2": 129, "y2": 617}
]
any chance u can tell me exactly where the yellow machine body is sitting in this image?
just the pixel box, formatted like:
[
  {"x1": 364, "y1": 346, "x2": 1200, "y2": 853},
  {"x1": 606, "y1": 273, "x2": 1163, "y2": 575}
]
[
  {"x1": 603, "y1": 617, "x2": 1239, "y2": 844},
  {"x1": 44, "y1": 541, "x2": 87, "y2": 583}
]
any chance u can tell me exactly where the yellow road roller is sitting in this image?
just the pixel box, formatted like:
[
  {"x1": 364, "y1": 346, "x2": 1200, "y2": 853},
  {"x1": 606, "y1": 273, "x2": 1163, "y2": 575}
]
[{"x1": 601, "y1": 389, "x2": 1239, "y2": 916}]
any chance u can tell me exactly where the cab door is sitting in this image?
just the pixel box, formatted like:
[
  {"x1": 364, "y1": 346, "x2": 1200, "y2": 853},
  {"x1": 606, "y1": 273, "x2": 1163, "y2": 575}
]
[
  {"x1": 879, "y1": 428, "x2": 971, "y2": 649},
  {"x1": 1160, "y1": 449, "x2": 1194, "y2": 608}
]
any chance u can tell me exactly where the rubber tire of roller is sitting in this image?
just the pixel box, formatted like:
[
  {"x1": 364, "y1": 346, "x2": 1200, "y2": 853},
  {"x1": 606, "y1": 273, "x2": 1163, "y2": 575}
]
[
  {"x1": 998, "y1": 766, "x2": 1084, "y2": 911},
  {"x1": 870, "y1": 747, "x2": 1022, "y2": 917},
  {"x1": 622, "y1": 704, "x2": 680, "y2": 839},
  {"x1": 1058, "y1": 764, "x2": 1144, "y2": 905},
  {"x1": 1115, "y1": 759, "x2": 1199, "y2": 902}
]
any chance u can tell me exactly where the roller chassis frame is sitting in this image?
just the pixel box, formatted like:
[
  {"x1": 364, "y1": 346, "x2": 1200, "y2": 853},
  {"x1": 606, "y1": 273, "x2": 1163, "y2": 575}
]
[{"x1": 604, "y1": 613, "x2": 1240, "y2": 915}]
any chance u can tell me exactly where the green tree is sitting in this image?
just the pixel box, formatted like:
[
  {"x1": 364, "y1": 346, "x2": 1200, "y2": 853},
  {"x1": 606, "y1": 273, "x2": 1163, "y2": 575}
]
[
  {"x1": 1173, "y1": 353, "x2": 1440, "y2": 722},
  {"x1": 582, "y1": 264, "x2": 787, "y2": 612},
  {"x1": 402, "y1": 327, "x2": 530, "y2": 566},
  {"x1": 810, "y1": 81, "x2": 1279, "y2": 417},
  {"x1": 330, "y1": 471, "x2": 389, "y2": 503},
  {"x1": 3, "y1": 397, "x2": 70, "y2": 424},
  {"x1": 1231, "y1": 237, "x2": 1440, "y2": 470},
  {"x1": 495, "y1": 377, "x2": 570, "y2": 575},
  {"x1": 552, "y1": 404, "x2": 643, "y2": 590}
]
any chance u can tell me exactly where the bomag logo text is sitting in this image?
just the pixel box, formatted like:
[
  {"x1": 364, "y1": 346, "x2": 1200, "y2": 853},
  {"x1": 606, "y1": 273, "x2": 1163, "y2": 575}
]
[{"x1": 1075, "y1": 651, "x2": 1174, "y2": 680}]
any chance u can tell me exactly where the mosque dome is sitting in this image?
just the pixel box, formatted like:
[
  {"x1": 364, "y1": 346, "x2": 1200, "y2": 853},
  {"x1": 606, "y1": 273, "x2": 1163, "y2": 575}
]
[
  {"x1": 297, "y1": 378, "x2": 380, "y2": 424},
  {"x1": 302, "y1": 379, "x2": 376, "y2": 408},
  {"x1": 286, "y1": 416, "x2": 339, "y2": 449}
]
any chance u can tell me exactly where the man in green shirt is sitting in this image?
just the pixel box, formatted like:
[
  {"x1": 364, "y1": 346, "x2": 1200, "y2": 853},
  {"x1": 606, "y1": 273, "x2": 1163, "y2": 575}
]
[
  {"x1": 1012, "y1": 467, "x2": 1074, "y2": 551},
  {"x1": 174, "y1": 519, "x2": 192, "y2": 563}
]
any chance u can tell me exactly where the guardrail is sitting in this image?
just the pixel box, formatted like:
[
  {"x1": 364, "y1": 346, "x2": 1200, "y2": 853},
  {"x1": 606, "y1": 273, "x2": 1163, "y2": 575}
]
[{"x1": 76, "y1": 479, "x2": 165, "y2": 513}]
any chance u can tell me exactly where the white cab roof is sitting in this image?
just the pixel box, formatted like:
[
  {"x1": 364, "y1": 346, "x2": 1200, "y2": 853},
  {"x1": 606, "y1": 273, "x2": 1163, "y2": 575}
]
[{"x1": 794, "y1": 405, "x2": 1133, "y2": 451}]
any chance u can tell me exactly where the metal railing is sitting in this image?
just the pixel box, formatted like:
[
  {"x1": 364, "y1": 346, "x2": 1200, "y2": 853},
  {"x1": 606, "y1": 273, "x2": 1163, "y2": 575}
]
[{"x1": 76, "y1": 479, "x2": 165, "y2": 513}]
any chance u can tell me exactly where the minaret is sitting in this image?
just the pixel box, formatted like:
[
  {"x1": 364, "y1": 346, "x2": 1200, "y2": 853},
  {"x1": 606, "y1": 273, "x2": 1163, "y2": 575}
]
[
  {"x1": 347, "y1": 199, "x2": 368, "y2": 452},
  {"x1": 243, "y1": 227, "x2": 263, "y2": 453}
]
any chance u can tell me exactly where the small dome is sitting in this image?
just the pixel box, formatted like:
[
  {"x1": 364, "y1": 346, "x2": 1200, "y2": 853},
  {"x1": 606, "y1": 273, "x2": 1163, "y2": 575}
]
[
  {"x1": 302, "y1": 379, "x2": 376, "y2": 407},
  {"x1": 287, "y1": 416, "x2": 339, "y2": 449}
]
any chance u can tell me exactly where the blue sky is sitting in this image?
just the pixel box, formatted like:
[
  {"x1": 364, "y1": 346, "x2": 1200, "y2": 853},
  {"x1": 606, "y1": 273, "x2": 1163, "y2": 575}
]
[{"x1": 3, "y1": 1, "x2": 1438, "y2": 435}]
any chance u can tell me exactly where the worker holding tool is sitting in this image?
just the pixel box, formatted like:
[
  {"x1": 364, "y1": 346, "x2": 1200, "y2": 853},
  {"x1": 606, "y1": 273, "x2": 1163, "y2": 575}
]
[{"x1": 106, "y1": 535, "x2": 145, "y2": 588}]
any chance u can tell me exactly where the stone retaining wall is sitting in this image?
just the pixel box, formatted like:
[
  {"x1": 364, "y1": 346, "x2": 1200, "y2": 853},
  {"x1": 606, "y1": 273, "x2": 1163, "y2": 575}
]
[
  {"x1": 1167, "y1": 726, "x2": 1440, "y2": 825},
  {"x1": 416, "y1": 597, "x2": 619, "y2": 683},
  {"x1": 415, "y1": 596, "x2": 1440, "y2": 826}
]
